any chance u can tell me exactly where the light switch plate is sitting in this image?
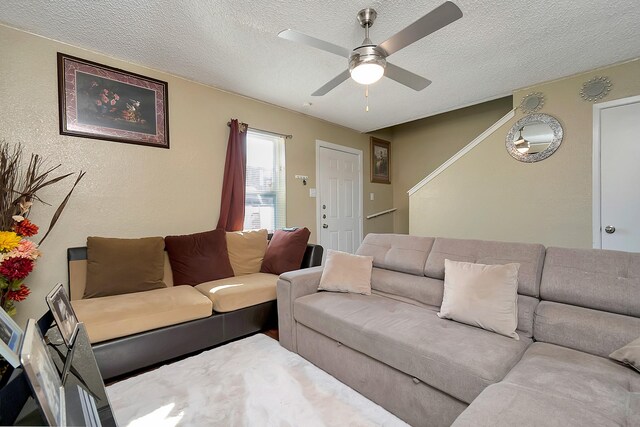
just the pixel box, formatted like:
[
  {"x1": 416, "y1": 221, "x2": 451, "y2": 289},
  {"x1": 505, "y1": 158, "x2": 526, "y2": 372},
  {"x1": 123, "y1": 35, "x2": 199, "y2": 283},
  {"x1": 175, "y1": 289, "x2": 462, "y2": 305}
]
[
  {"x1": 370, "y1": 192, "x2": 375, "y2": 201},
  {"x1": 309, "y1": 188, "x2": 317, "y2": 198}
]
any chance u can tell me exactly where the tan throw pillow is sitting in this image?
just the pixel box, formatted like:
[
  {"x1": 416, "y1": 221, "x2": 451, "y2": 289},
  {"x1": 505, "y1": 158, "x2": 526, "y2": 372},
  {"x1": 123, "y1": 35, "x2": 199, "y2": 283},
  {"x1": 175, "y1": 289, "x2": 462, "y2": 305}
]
[
  {"x1": 610, "y1": 337, "x2": 640, "y2": 372},
  {"x1": 225, "y1": 229, "x2": 268, "y2": 276},
  {"x1": 318, "y1": 250, "x2": 373, "y2": 295},
  {"x1": 438, "y1": 259, "x2": 520, "y2": 339},
  {"x1": 85, "y1": 237, "x2": 166, "y2": 298}
]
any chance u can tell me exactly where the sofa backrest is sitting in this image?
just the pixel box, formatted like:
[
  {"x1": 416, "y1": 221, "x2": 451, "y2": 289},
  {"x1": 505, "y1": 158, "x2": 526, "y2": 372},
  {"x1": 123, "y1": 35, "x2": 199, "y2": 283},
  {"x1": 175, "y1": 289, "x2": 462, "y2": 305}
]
[
  {"x1": 356, "y1": 234, "x2": 546, "y2": 338},
  {"x1": 535, "y1": 247, "x2": 640, "y2": 357},
  {"x1": 424, "y1": 238, "x2": 546, "y2": 298},
  {"x1": 68, "y1": 243, "x2": 323, "y2": 301},
  {"x1": 356, "y1": 233, "x2": 435, "y2": 275},
  {"x1": 425, "y1": 237, "x2": 545, "y2": 338}
]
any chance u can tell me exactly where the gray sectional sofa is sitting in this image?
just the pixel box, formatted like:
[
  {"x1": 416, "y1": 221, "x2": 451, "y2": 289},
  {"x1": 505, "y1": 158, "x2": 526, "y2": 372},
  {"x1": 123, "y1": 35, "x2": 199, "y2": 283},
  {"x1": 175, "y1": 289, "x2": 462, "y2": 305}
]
[{"x1": 277, "y1": 234, "x2": 640, "y2": 426}]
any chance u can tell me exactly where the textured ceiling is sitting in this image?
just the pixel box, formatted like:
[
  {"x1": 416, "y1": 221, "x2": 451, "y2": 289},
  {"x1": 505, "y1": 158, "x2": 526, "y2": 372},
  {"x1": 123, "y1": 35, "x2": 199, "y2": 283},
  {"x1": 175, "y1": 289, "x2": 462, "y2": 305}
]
[{"x1": 1, "y1": 1, "x2": 639, "y2": 132}]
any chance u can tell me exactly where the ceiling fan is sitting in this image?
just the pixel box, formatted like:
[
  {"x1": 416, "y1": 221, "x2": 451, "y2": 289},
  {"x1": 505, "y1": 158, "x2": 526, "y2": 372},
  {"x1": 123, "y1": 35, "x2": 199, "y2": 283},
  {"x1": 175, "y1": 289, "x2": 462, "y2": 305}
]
[{"x1": 278, "y1": 1, "x2": 463, "y2": 96}]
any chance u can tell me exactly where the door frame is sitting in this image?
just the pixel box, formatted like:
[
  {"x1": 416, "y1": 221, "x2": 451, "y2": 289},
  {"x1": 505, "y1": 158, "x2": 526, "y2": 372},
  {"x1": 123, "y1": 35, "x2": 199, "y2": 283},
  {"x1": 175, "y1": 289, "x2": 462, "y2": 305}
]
[
  {"x1": 592, "y1": 95, "x2": 640, "y2": 248},
  {"x1": 315, "y1": 140, "x2": 364, "y2": 251}
]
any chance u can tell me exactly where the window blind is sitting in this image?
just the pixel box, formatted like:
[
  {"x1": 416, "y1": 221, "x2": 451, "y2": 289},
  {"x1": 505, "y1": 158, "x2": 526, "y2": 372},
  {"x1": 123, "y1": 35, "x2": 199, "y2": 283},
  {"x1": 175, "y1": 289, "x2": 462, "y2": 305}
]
[{"x1": 243, "y1": 129, "x2": 286, "y2": 232}]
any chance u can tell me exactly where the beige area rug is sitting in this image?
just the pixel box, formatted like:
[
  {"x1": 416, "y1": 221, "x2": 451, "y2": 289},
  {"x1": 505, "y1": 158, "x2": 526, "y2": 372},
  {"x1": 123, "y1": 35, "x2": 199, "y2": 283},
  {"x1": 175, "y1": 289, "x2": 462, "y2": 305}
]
[{"x1": 107, "y1": 334, "x2": 408, "y2": 426}]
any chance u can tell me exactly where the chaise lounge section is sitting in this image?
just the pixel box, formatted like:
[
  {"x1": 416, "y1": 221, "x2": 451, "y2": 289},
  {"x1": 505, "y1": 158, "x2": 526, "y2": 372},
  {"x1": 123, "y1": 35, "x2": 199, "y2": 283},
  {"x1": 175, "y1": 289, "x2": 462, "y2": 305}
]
[{"x1": 278, "y1": 234, "x2": 640, "y2": 426}]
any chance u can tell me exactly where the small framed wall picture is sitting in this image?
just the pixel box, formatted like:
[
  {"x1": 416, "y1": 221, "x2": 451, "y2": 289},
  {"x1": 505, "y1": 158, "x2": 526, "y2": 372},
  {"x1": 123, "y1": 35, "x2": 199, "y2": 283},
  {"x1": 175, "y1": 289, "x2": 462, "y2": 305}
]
[
  {"x1": 57, "y1": 52, "x2": 169, "y2": 148},
  {"x1": 0, "y1": 307, "x2": 23, "y2": 368},
  {"x1": 46, "y1": 284, "x2": 80, "y2": 348},
  {"x1": 370, "y1": 137, "x2": 391, "y2": 184}
]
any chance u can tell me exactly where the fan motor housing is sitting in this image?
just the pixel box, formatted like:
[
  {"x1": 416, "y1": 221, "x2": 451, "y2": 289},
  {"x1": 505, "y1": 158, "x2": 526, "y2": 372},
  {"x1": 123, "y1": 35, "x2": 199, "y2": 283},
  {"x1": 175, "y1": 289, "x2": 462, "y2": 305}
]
[{"x1": 349, "y1": 45, "x2": 387, "y2": 72}]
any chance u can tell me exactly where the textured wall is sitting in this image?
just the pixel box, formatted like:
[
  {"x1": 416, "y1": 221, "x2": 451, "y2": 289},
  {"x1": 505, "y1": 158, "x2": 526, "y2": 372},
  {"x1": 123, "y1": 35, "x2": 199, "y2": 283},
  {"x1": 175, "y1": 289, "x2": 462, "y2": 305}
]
[
  {"x1": 0, "y1": 24, "x2": 393, "y2": 326},
  {"x1": 410, "y1": 58, "x2": 640, "y2": 247},
  {"x1": 389, "y1": 98, "x2": 513, "y2": 233}
]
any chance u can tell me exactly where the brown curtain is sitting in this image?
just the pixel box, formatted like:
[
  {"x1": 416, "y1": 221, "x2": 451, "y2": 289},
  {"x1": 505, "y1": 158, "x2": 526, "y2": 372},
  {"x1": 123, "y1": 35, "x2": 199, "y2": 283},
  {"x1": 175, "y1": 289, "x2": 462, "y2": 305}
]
[{"x1": 217, "y1": 119, "x2": 247, "y2": 231}]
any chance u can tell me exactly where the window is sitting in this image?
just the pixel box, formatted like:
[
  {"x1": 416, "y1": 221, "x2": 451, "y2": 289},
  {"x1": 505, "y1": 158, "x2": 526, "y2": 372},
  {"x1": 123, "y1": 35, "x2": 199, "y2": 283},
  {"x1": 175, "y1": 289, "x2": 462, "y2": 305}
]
[{"x1": 244, "y1": 130, "x2": 286, "y2": 232}]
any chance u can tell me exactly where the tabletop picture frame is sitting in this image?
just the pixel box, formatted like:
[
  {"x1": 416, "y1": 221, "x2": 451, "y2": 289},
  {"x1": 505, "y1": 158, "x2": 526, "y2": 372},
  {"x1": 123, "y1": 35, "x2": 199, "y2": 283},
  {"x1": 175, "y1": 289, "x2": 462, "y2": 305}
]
[
  {"x1": 57, "y1": 52, "x2": 169, "y2": 149},
  {"x1": 46, "y1": 284, "x2": 79, "y2": 348},
  {"x1": 370, "y1": 137, "x2": 391, "y2": 184},
  {"x1": 20, "y1": 319, "x2": 66, "y2": 426},
  {"x1": 0, "y1": 307, "x2": 23, "y2": 368}
]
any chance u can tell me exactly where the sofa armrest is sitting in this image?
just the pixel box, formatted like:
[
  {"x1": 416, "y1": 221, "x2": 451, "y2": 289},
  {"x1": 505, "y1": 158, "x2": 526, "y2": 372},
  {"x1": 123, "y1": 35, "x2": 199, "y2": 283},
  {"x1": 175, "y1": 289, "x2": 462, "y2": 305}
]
[
  {"x1": 300, "y1": 244, "x2": 323, "y2": 269},
  {"x1": 277, "y1": 265, "x2": 323, "y2": 351}
]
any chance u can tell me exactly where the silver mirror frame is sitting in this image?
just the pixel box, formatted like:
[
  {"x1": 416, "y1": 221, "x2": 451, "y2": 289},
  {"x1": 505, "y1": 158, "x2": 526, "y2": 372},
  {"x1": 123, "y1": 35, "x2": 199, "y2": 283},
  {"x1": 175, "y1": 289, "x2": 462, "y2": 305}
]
[{"x1": 505, "y1": 113, "x2": 563, "y2": 163}]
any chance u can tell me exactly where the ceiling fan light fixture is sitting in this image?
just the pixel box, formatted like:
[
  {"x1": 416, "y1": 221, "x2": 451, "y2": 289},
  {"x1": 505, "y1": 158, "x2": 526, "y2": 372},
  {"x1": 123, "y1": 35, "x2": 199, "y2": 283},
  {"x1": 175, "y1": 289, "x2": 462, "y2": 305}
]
[
  {"x1": 350, "y1": 62, "x2": 385, "y2": 85},
  {"x1": 349, "y1": 45, "x2": 386, "y2": 85}
]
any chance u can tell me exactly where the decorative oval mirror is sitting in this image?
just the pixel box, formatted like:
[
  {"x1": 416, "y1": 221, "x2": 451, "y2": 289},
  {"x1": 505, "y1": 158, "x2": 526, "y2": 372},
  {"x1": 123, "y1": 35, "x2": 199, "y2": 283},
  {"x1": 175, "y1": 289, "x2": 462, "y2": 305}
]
[{"x1": 505, "y1": 113, "x2": 563, "y2": 162}]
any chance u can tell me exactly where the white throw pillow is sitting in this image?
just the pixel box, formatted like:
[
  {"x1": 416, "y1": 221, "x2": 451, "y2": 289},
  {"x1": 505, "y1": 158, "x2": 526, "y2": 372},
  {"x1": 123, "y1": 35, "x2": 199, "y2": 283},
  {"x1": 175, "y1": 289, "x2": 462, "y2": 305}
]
[
  {"x1": 438, "y1": 259, "x2": 520, "y2": 339},
  {"x1": 318, "y1": 250, "x2": 373, "y2": 295}
]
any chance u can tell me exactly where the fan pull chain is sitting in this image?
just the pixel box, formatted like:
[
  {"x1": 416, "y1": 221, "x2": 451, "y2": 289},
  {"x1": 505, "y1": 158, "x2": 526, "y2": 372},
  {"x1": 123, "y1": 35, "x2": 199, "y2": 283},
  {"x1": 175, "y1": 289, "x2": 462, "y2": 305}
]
[{"x1": 365, "y1": 85, "x2": 369, "y2": 112}]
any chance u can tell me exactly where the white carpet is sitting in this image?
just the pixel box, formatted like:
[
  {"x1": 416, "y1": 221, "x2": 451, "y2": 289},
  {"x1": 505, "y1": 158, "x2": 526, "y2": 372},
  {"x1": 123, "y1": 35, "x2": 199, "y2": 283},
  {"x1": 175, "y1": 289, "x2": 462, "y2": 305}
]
[{"x1": 107, "y1": 334, "x2": 408, "y2": 426}]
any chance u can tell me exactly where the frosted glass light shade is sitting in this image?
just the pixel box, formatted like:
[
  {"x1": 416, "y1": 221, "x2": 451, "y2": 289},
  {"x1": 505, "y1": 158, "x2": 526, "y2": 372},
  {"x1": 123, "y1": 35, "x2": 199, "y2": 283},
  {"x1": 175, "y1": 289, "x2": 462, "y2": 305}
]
[{"x1": 350, "y1": 63, "x2": 385, "y2": 85}]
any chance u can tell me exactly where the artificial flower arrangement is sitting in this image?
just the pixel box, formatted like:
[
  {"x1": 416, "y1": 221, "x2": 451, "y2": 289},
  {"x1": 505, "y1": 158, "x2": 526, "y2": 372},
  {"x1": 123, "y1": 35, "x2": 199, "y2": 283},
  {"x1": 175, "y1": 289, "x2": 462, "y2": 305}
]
[{"x1": 0, "y1": 141, "x2": 84, "y2": 316}]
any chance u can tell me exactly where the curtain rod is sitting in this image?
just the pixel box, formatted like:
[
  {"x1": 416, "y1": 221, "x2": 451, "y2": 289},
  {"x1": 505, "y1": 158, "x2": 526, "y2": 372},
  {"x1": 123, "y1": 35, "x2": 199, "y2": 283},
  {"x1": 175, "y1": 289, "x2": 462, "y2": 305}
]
[{"x1": 227, "y1": 121, "x2": 293, "y2": 139}]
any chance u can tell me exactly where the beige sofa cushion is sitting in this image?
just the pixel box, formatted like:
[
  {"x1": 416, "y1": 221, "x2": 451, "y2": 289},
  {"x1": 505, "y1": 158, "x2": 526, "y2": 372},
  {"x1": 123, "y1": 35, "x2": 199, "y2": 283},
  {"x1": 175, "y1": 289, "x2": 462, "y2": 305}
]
[
  {"x1": 72, "y1": 285, "x2": 212, "y2": 343},
  {"x1": 226, "y1": 229, "x2": 268, "y2": 276},
  {"x1": 195, "y1": 272, "x2": 278, "y2": 312}
]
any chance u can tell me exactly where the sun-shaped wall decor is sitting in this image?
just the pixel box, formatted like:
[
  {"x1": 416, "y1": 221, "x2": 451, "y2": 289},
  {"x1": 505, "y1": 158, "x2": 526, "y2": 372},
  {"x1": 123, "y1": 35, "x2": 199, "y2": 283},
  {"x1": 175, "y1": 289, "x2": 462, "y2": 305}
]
[
  {"x1": 580, "y1": 76, "x2": 612, "y2": 102},
  {"x1": 519, "y1": 92, "x2": 545, "y2": 113}
]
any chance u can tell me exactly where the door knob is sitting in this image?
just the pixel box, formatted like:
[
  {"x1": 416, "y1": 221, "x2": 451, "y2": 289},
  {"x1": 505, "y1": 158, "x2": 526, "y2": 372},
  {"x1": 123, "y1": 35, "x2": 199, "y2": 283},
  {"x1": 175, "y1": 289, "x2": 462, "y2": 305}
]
[
  {"x1": 322, "y1": 224, "x2": 329, "y2": 229},
  {"x1": 605, "y1": 225, "x2": 616, "y2": 234}
]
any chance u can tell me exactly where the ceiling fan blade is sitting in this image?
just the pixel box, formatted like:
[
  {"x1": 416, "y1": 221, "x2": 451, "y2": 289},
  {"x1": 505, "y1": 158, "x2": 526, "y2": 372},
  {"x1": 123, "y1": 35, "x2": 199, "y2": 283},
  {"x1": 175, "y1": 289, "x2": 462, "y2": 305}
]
[
  {"x1": 312, "y1": 70, "x2": 351, "y2": 96},
  {"x1": 377, "y1": 1, "x2": 463, "y2": 57},
  {"x1": 278, "y1": 29, "x2": 351, "y2": 58},
  {"x1": 384, "y1": 63, "x2": 432, "y2": 91}
]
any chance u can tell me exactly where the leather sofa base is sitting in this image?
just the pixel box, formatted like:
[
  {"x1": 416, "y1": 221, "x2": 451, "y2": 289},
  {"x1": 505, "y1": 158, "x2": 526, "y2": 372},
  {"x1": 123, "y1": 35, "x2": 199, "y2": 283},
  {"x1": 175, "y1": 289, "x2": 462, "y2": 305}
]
[{"x1": 94, "y1": 300, "x2": 277, "y2": 380}]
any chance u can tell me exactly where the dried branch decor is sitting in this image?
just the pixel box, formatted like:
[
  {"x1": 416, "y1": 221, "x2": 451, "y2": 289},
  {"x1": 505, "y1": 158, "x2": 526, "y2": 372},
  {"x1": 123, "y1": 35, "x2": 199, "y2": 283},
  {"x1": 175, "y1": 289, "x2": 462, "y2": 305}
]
[{"x1": 0, "y1": 141, "x2": 85, "y2": 316}]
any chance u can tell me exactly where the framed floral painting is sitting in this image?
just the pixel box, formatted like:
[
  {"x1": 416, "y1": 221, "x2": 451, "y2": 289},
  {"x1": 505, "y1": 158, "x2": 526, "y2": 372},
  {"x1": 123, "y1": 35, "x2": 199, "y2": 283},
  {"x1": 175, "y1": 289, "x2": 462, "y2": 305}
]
[
  {"x1": 370, "y1": 137, "x2": 390, "y2": 184},
  {"x1": 57, "y1": 53, "x2": 169, "y2": 148}
]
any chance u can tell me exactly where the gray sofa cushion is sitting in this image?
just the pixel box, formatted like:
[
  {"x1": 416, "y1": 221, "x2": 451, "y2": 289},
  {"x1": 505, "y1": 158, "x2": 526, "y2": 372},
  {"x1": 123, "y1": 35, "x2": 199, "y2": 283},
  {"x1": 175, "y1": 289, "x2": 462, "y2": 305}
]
[
  {"x1": 452, "y1": 382, "x2": 623, "y2": 427},
  {"x1": 424, "y1": 238, "x2": 545, "y2": 298},
  {"x1": 534, "y1": 300, "x2": 640, "y2": 358},
  {"x1": 370, "y1": 268, "x2": 538, "y2": 338},
  {"x1": 356, "y1": 234, "x2": 434, "y2": 275},
  {"x1": 516, "y1": 295, "x2": 538, "y2": 339},
  {"x1": 294, "y1": 292, "x2": 530, "y2": 404},
  {"x1": 371, "y1": 267, "x2": 444, "y2": 307},
  {"x1": 541, "y1": 247, "x2": 640, "y2": 316},
  {"x1": 454, "y1": 342, "x2": 640, "y2": 426}
]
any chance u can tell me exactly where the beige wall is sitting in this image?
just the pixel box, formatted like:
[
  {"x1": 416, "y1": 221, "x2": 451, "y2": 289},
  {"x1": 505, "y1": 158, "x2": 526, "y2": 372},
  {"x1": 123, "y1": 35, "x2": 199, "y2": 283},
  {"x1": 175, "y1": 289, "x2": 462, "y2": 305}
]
[
  {"x1": 389, "y1": 97, "x2": 513, "y2": 233},
  {"x1": 0, "y1": 24, "x2": 393, "y2": 325},
  {"x1": 410, "y1": 58, "x2": 640, "y2": 247}
]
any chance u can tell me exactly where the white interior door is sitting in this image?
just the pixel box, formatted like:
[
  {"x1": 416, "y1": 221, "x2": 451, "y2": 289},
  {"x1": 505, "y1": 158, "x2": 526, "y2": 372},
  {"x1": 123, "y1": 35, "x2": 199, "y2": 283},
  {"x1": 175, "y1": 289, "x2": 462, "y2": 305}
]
[
  {"x1": 317, "y1": 141, "x2": 362, "y2": 255},
  {"x1": 596, "y1": 97, "x2": 640, "y2": 252}
]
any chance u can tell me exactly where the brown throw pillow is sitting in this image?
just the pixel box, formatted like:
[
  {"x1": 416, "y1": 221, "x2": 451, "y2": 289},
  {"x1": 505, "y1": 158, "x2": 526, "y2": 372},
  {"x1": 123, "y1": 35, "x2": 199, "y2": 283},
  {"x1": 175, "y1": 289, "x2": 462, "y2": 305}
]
[
  {"x1": 260, "y1": 228, "x2": 311, "y2": 275},
  {"x1": 164, "y1": 229, "x2": 234, "y2": 286},
  {"x1": 85, "y1": 237, "x2": 166, "y2": 298}
]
